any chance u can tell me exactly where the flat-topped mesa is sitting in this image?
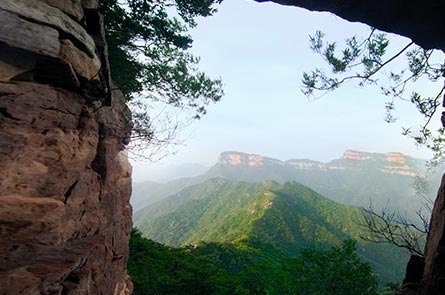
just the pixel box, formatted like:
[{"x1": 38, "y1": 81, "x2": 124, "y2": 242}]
[
  {"x1": 218, "y1": 150, "x2": 419, "y2": 177},
  {"x1": 341, "y1": 150, "x2": 372, "y2": 161},
  {"x1": 219, "y1": 152, "x2": 327, "y2": 168},
  {"x1": 340, "y1": 150, "x2": 416, "y2": 176},
  {"x1": 342, "y1": 150, "x2": 410, "y2": 164},
  {"x1": 382, "y1": 152, "x2": 415, "y2": 176},
  {"x1": 219, "y1": 151, "x2": 284, "y2": 167}
]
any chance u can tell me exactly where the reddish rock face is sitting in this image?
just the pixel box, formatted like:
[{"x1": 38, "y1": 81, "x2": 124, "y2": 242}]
[
  {"x1": 342, "y1": 150, "x2": 371, "y2": 161},
  {"x1": 421, "y1": 175, "x2": 445, "y2": 295},
  {"x1": 220, "y1": 150, "x2": 418, "y2": 176},
  {"x1": 219, "y1": 152, "x2": 267, "y2": 167},
  {"x1": 0, "y1": 1, "x2": 133, "y2": 294}
]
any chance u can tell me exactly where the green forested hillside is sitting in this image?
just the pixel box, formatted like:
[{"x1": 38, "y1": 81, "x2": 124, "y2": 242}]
[
  {"x1": 135, "y1": 179, "x2": 269, "y2": 245},
  {"x1": 129, "y1": 229, "x2": 382, "y2": 295},
  {"x1": 134, "y1": 179, "x2": 409, "y2": 283}
]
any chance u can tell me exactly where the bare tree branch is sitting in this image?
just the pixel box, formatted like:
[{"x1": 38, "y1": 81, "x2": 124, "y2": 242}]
[{"x1": 359, "y1": 201, "x2": 429, "y2": 257}]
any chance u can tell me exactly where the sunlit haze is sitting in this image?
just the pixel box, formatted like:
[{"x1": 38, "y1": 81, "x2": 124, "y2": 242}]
[{"x1": 131, "y1": 0, "x2": 441, "y2": 182}]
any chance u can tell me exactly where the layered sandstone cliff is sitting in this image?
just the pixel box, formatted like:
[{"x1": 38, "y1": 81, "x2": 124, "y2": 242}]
[
  {"x1": 219, "y1": 150, "x2": 419, "y2": 176},
  {"x1": 0, "y1": 1, "x2": 133, "y2": 294}
]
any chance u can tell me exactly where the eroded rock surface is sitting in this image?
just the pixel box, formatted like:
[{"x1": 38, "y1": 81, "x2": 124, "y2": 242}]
[
  {"x1": 0, "y1": 1, "x2": 132, "y2": 294},
  {"x1": 421, "y1": 175, "x2": 445, "y2": 295}
]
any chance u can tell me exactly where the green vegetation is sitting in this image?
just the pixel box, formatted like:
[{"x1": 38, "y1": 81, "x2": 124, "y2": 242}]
[
  {"x1": 129, "y1": 229, "x2": 379, "y2": 295},
  {"x1": 134, "y1": 179, "x2": 410, "y2": 283},
  {"x1": 100, "y1": 0, "x2": 223, "y2": 157},
  {"x1": 129, "y1": 229, "x2": 237, "y2": 295},
  {"x1": 290, "y1": 240, "x2": 379, "y2": 295}
]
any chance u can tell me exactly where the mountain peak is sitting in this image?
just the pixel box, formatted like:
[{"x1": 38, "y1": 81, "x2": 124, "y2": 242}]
[{"x1": 218, "y1": 151, "x2": 283, "y2": 167}]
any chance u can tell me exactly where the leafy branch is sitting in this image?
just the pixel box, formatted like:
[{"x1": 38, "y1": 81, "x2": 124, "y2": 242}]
[
  {"x1": 101, "y1": 0, "x2": 224, "y2": 159},
  {"x1": 302, "y1": 29, "x2": 445, "y2": 163}
]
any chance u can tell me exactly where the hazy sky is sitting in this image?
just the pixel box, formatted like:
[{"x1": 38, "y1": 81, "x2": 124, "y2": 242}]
[{"x1": 131, "y1": 0, "x2": 442, "y2": 181}]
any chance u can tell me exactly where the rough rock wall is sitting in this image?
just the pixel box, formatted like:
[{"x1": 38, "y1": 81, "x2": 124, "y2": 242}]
[
  {"x1": 0, "y1": 0, "x2": 133, "y2": 294},
  {"x1": 420, "y1": 175, "x2": 445, "y2": 295},
  {"x1": 256, "y1": 1, "x2": 445, "y2": 294}
]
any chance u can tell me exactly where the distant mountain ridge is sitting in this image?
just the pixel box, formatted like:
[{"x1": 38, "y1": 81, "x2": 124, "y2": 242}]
[
  {"x1": 202, "y1": 150, "x2": 438, "y2": 216},
  {"x1": 218, "y1": 150, "x2": 421, "y2": 176},
  {"x1": 132, "y1": 150, "x2": 440, "y2": 215}
]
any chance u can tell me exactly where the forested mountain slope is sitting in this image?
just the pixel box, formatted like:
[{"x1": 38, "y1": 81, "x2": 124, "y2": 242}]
[{"x1": 134, "y1": 179, "x2": 409, "y2": 283}]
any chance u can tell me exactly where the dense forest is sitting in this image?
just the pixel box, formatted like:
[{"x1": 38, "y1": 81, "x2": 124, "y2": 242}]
[
  {"x1": 134, "y1": 179, "x2": 411, "y2": 283},
  {"x1": 129, "y1": 229, "x2": 397, "y2": 295}
]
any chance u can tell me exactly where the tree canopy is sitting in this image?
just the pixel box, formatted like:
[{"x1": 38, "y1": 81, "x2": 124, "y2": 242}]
[
  {"x1": 291, "y1": 240, "x2": 379, "y2": 295},
  {"x1": 129, "y1": 229, "x2": 380, "y2": 295},
  {"x1": 100, "y1": 0, "x2": 224, "y2": 159}
]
